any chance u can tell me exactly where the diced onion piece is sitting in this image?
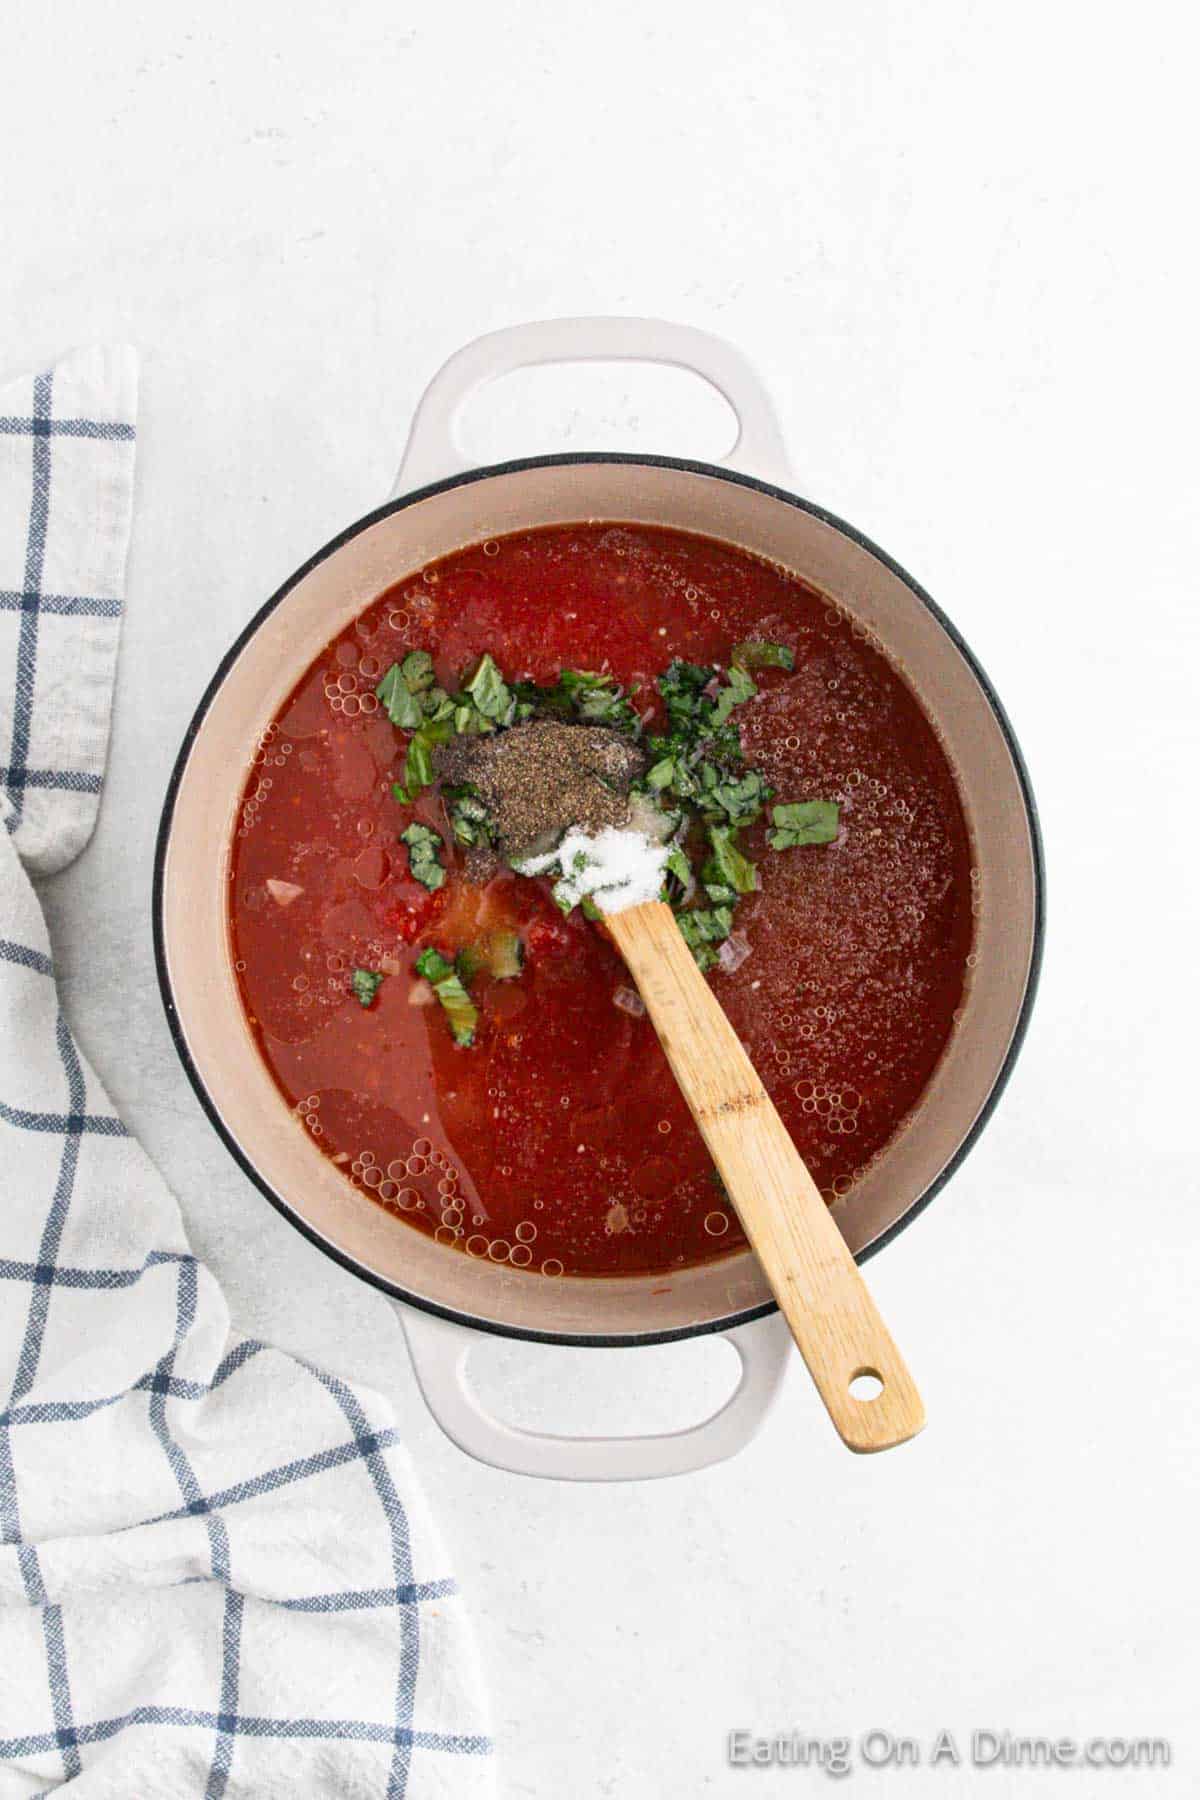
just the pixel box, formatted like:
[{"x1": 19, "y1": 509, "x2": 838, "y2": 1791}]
[
  {"x1": 265, "y1": 878, "x2": 304, "y2": 907},
  {"x1": 613, "y1": 985, "x2": 646, "y2": 1017},
  {"x1": 717, "y1": 932, "x2": 752, "y2": 973},
  {"x1": 408, "y1": 979, "x2": 437, "y2": 1007}
]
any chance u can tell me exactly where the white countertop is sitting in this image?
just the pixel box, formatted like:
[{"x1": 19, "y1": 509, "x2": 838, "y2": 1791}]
[{"x1": 7, "y1": 3, "x2": 1197, "y2": 1792}]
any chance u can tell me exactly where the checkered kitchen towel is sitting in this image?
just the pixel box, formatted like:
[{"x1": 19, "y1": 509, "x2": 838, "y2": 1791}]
[{"x1": 0, "y1": 349, "x2": 493, "y2": 1796}]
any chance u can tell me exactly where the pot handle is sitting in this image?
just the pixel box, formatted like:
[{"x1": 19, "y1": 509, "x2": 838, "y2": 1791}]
[
  {"x1": 399, "y1": 1304, "x2": 791, "y2": 1482},
  {"x1": 390, "y1": 316, "x2": 792, "y2": 495}
]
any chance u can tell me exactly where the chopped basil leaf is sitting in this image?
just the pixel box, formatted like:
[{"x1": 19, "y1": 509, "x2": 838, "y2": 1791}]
[
  {"x1": 415, "y1": 947, "x2": 477, "y2": 1046},
  {"x1": 704, "y1": 824, "x2": 758, "y2": 895},
  {"x1": 512, "y1": 669, "x2": 639, "y2": 735},
  {"x1": 768, "y1": 799, "x2": 840, "y2": 849},
  {"x1": 664, "y1": 846, "x2": 693, "y2": 887},
  {"x1": 400, "y1": 650, "x2": 435, "y2": 693},
  {"x1": 376, "y1": 667, "x2": 424, "y2": 729},
  {"x1": 422, "y1": 688, "x2": 456, "y2": 723},
  {"x1": 463, "y1": 653, "x2": 511, "y2": 722},
  {"x1": 675, "y1": 904, "x2": 734, "y2": 971},
  {"x1": 706, "y1": 769, "x2": 772, "y2": 826},
  {"x1": 448, "y1": 791, "x2": 493, "y2": 847},
  {"x1": 707, "y1": 665, "x2": 757, "y2": 728},
  {"x1": 731, "y1": 640, "x2": 795, "y2": 672},
  {"x1": 703, "y1": 881, "x2": 736, "y2": 905},
  {"x1": 645, "y1": 756, "x2": 675, "y2": 791},
  {"x1": 350, "y1": 967, "x2": 383, "y2": 1008},
  {"x1": 659, "y1": 660, "x2": 716, "y2": 732},
  {"x1": 377, "y1": 653, "x2": 440, "y2": 726},
  {"x1": 401, "y1": 822, "x2": 446, "y2": 889},
  {"x1": 580, "y1": 894, "x2": 603, "y2": 921},
  {"x1": 453, "y1": 702, "x2": 494, "y2": 735},
  {"x1": 403, "y1": 734, "x2": 435, "y2": 796}
]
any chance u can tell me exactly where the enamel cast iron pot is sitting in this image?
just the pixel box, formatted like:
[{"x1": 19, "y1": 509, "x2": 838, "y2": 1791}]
[{"x1": 155, "y1": 319, "x2": 1043, "y2": 1480}]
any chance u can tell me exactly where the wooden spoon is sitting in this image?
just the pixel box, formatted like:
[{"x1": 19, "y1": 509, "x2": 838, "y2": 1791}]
[{"x1": 606, "y1": 900, "x2": 925, "y2": 1453}]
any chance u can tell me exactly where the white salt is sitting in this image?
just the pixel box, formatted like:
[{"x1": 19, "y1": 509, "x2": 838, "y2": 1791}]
[{"x1": 514, "y1": 825, "x2": 670, "y2": 916}]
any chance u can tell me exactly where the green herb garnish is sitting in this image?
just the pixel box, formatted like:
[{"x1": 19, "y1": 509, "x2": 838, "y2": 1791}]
[
  {"x1": 447, "y1": 791, "x2": 493, "y2": 847},
  {"x1": 380, "y1": 639, "x2": 837, "y2": 978},
  {"x1": 674, "y1": 905, "x2": 734, "y2": 971},
  {"x1": 401, "y1": 822, "x2": 446, "y2": 890},
  {"x1": 415, "y1": 947, "x2": 478, "y2": 1046},
  {"x1": 377, "y1": 652, "x2": 438, "y2": 728},
  {"x1": 511, "y1": 668, "x2": 640, "y2": 735},
  {"x1": 767, "y1": 800, "x2": 840, "y2": 849},
  {"x1": 463, "y1": 653, "x2": 512, "y2": 723},
  {"x1": 731, "y1": 640, "x2": 795, "y2": 672},
  {"x1": 704, "y1": 824, "x2": 758, "y2": 896},
  {"x1": 707, "y1": 665, "x2": 757, "y2": 728},
  {"x1": 351, "y1": 968, "x2": 384, "y2": 1008}
]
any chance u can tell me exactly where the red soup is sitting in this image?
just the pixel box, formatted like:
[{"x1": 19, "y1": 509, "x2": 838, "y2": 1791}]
[{"x1": 230, "y1": 524, "x2": 974, "y2": 1278}]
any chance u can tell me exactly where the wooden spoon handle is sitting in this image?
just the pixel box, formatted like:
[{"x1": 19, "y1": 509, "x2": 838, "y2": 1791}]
[{"x1": 607, "y1": 901, "x2": 925, "y2": 1453}]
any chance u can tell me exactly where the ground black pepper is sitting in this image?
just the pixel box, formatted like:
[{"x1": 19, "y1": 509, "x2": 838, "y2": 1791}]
[{"x1": 436, "y1": 720, "x2": 646, "y2": 872}]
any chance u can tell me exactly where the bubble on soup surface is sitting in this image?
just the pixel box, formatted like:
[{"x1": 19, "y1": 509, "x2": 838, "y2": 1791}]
[
  {"x1": 541, "y1": 1258, "x2": 564, "y2": 1278},
  {"x1": 509, "y1": 1245, "x2": 533, "y2": 1267},
  {"x1": 514, "y1": 1221, "x2": 537, "y2": 1244},
  {"x1": 703, "y1": 1212, "x2": 729, "y2": 1237},
  {"x1": 465, "y1": 1235, "x2": 488, "y2": 1257},
  {"x1": 396, "y1": 1188, "x2": 419, "y2": 1211}
]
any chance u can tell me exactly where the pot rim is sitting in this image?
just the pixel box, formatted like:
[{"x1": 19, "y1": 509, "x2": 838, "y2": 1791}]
[{"x1": 152, "y1": 451, "x2": 1045, "y2": 1348}]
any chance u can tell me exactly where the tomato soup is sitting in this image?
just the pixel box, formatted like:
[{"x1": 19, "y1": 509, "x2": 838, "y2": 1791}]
[{"x1": 230, "y1": 525, "x2": 974, "y2": 1278}]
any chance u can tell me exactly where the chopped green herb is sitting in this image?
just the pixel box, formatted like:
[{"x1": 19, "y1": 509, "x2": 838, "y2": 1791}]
[
  {"x1": 664, "y1": 845, "x2": 693, "y2": 888},
  {"x1": 350, "y1": 968, "x2": 384, "y2": 1008},
  {"x1": 768, "y1": 800, "x2": 840, "y2": 849},
  {"x1": 447, "y1": 791, "x2": 493, "y2": 847},
  {"x1": 707, "y1": 665, "x2": 757, "y2": 728},
  {"x1": 512, "y1": 669, "x2": 640, "y2": 735},
  {"x1": 376, "y1": 671, "x2": 424, "y2": 730},
  {"x1": 659, "y1": 659, "x2": 716, "y2": 731},
  {"x1": 704, "y1": 824, "x2": 758, "y2": 895},
  {"x1": 453, "y1": 703, "x2": 493, "y2": 736},
  {"x1": 415, "y1": 947, "x2": 478, "y2": 1046},
  {"x1": 377, "y1": 652, "x2": 439, "y2": 727},
  {"x1": 674, "y1": 905, "x2": 734, "y2": 971},
  {"x1": 645, "y1": 756, "x2": 675, "y2": 791},
  {"x1": 401, "y1": 822, "x2": 446, "y2": 890},
  {"x1": 415, "y1": 948, "x2": 454, "y2": 984},
  {"x1": 731, "y1": 640, "x2": 795, "y2": 672},
  {"x1": 400, "y1": 650, "x2": 436, "y2": 692},
  {"x1": 705, "y1": 769, "x2": 772, "y2": 826},
  {"x1": 422, "y1": 688, "x2": 456, "y2": 723},
  {"x1": 463, "y1": 653, "x2": 511, "y2": 722},
  {"x1": 402, "y1": 734, "x2": 434, "y2": 796}
]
